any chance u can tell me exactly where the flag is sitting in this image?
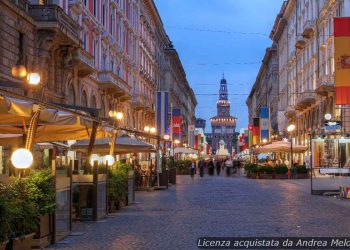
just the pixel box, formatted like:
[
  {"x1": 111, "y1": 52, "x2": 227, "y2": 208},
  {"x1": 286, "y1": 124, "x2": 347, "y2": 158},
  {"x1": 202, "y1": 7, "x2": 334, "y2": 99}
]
[
  {"x1": 156, "y1": 91, "x2": 169, "y2": 136},
  {"x1": 260, "y1": 107, "x2": 269, "y2": 141},
  {"x1": 172, "y1": 108, "x2": 181, "y2": 141},
  {"x1": 252, "y1": 118, "x2": 260, "y2": 145},
  {"x1": 334, "y1": 17, "x2": 350, "y2": 105}
]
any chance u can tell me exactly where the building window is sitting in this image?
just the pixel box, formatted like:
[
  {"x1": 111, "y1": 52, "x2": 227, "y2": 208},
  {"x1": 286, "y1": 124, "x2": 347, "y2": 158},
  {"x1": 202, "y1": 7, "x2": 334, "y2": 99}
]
[
  {"x1": 102, "y1": 3, "x2": 106, "y2": 26},
  {"x1": 91, "y1": 95, "x2": 97, "y2": 108},
  {"x1": 81, "y1": 90, "x2": 88, "y2": 107},
  {"x1": 83, "y1": 31, "x2": 88, "y2": 51},
  {"x1": 93, "y1": 0, "x2": 97, "y2": 17},
  {"x1": 68, "y1": 83, "x2": 75, "y2": 105}
]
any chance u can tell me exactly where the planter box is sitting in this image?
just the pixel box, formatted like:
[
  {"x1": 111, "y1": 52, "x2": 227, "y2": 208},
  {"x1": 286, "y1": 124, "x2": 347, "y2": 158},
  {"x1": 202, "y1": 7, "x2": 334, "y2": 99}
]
[
  {"x1": 158, "y1": 171, "x2": 169, "y2": 187},
  {"x1": 11, "y1": 233, "x2": 35, "y2": 250},
  {"x1": 0, "y1": 241, "x2": 9, "y2": 250},
  {"x1": 32, "y1": 215, "x2": 52, "y2": 249},
  {"x1": 169, "y1": 168, "x2": 176, "y2": 184},
  {"x1": 259, "y1": 173, "x2": 274, "y2": 179},
  {"x1": 297, "y1": 173, "x2": 309, "y2": 179},
  {"x1": 248, "y1": 173, "x2": 258, "y2": 179},
  {"x1": 275, "y1": 174, "x2": 288, "y2": 179}
]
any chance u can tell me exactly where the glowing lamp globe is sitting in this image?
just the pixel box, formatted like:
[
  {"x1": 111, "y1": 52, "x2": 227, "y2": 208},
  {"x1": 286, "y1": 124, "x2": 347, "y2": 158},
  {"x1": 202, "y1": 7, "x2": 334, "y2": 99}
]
[
  {"x1": 90, "y1": 154, "x2": 100, "y2": 165},
  {"x1": 150, "y1": 127, "x2": 156, "y2": 134},
  {"x1": 116, "y1": 112, "x2": 123, "y2": 120},
  {"x1": 103, "y1": 155, "x2": 115, "y2": 166},
  {"x1": 164, "y1": 134, "x2": 170, "y2": 140},
  {"x1": 11, "y1": 148, "x2": 33, "y2": 169},
  {"x1": 27, "y1": 72, "x2": 41, "y2": 85},
  {"x1": 144, "y1": 126, "x2": 150, "y2": 132},
  {"x1": 12, "y1": 65, "x2": 27, "y2": 78}
]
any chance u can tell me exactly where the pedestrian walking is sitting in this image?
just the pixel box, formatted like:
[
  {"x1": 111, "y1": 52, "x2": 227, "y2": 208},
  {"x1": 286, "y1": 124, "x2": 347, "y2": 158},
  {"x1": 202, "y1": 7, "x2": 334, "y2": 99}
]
[
  {"x1": 208, "y1": 158, "x2": 214, "y2": 175},
  {"x1": 215, "y1": 160, "x2": 221, "y2": 175},
  {"x1": 292, "y1": 162, "x2": 297, "y2": 179},
  {"x1": 198, "y1": 158, "x2": 205, "y2": 177},
  {"x1": 190, "y1": 160, "x2": 196, "y2": 179},
  {"x1": 225, "y1": 157, "x2": 233, "y2": 177}
]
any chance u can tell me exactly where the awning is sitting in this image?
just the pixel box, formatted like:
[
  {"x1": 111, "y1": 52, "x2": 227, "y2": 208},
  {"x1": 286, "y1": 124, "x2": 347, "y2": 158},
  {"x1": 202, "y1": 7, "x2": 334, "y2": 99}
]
[
  {"x1": 71, "y1": 134, "x2": 156, "y2": 154},
  {"x1": 174, "y1": 147, "x2": 197, "y2": 154},
  {"x1": 255, "y1": 141, "x2": 307, "y2": 153},
  {"x1": 0, "y1": 96, "x2": 110, "y2": 145}
]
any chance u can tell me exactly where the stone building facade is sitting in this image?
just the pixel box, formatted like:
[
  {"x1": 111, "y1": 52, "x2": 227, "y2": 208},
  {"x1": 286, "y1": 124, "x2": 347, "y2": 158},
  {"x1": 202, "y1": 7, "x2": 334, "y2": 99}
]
[
  {"x1": 246, "y1": 45, "x2": 279, "y2": 138},
  {"x1": 269, "y1": 0, "x2": 350, "y2": 161},
  {"x1": 0, "y1": 0, "x2": 196, "y2": 145}
]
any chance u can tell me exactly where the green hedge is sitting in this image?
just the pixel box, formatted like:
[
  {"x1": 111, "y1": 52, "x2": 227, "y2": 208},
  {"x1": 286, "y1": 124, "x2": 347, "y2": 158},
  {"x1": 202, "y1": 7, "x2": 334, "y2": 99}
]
[
  {"x1": 296, "y1": 165, "x2": 307, "y2": 174},
  {"x1": 175, "y1": 160, "x2": 192, "y2": 175},
  {"x1": 0, "y1": 169, "x2": 55, "y2": 242},
  {"x1": 107, "y1": 162, "x2": 131, "y2": 209},
  {"x1": 275, "y1": 164, "x2": 288, "y2": 174}
]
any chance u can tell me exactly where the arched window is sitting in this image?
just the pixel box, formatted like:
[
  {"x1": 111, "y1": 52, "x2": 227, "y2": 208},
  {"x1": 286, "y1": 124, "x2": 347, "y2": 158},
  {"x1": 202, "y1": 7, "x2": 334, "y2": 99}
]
[
  {"x1": 81, "y1": 90, "x2": 88, "y2": 107},
  {"x1": 68, "y1": 83, "x2": 75, "y2": 105},
  {"x1": 100, "y1": 100, "x2": 105, "y2": 118},
  {"x1": 90, "y1": 95, "x2": 97, "y2": 108}
]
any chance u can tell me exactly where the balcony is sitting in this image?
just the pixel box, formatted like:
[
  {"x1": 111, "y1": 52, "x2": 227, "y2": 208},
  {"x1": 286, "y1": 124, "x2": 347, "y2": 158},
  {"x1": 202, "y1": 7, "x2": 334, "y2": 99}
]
[
  {"x1": 131, "y1": 94, "x2": 146, "y2": 111},
  {"x1": 295, "y1": 91, "x2": 316, "y2": 111},
  {"x1": 98, "y1": 71, "x2": 131, "y2": 97},
  {"x1": 302, "y1": 20, "x2": 316, "y2": 39},
  {"x1": 295, "y1": 35, "x2": 306, "y2": 50},
  {"x1": 284, "y1": 105, "x2": 296, "y2": 118},
  {"x1": 316, "y1": 75, "x2": 334, "y2": 96},
  {"x1": 74, "y1": 48, "x2": 95, "y2": 77},
  {"x1": 29, "y1": 5, "x2": 81, "y2": 46}
]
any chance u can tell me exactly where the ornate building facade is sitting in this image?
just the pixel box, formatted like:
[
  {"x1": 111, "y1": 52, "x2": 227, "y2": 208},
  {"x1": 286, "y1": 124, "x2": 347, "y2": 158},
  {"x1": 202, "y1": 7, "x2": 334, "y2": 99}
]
[
  {"x1": 269, "y1": 0, "x2": 350, "y2": 162},
  {"x1": 246, "y1": 45, "x2": 279, "y2": 138},
  {"x1": 0, "y1": 0, "x2": 196, "y2": 146},
  {"x1": 210, "y1": 77, "x2": 236, "y2": 154}
]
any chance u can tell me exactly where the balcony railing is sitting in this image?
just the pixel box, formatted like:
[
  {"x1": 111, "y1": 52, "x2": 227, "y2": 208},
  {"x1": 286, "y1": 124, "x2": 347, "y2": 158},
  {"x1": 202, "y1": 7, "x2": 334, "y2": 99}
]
[
  {"x1": 302, "y1": 20, "x2": 316, "y2": 38},
  {"x1": 74, "y1": 48, "x2": 95, "y2": 77},
  {"x1": 295, "y1": 91, "x2": 316, "y2": 110},
  {"x1": 295, "y1": 35, "x2": 306, "y2": 50},
  {"x1": 12, "y1": 0, "x2": 29, "y2": 11},
  {"x1": 98, "y1": 71, "x2": 131, "y2": 95},
  {"x1": 316, "y1": 75, "x2": 334, "y2": 96},
  {"x1": 132, "y1": 94, "x2": 146, "y2": 110},
  {"x1": 29, "y1": 5, "x2": 81, "y2": 45}
]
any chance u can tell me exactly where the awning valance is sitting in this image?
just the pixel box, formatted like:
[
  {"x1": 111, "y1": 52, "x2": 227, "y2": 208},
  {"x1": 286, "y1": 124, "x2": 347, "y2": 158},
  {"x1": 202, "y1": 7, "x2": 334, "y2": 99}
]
[
  {"x1": 71, "y1": 134, "x2": 156, "y2": 154},
  {"x1": 0, "y1": 96, "x2": 111, "y2": 145},
  {"x1": 255, "y1": 141, "x2": 307, "y2": 153}
]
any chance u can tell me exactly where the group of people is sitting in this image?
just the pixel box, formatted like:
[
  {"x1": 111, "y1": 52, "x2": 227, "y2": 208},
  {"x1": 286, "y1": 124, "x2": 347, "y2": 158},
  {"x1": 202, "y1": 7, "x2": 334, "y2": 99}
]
[{"x1": 191, "y1": 157, "x2": 242, "y2": 178}]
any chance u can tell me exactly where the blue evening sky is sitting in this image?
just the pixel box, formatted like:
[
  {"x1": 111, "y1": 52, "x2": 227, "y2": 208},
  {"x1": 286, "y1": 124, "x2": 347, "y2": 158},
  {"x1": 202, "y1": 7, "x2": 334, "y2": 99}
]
[{"x1": 154, "y1": 0, "x2": 285, "y2": 132}]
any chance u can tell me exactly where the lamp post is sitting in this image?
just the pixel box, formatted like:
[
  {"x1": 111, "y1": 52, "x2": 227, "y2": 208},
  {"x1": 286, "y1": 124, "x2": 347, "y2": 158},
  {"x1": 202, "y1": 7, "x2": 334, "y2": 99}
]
[
  {"x1": 173, "y1": 139, "x2": 180, "y2": 160},
  {"x1": 287, "y1": 124, "x2": 296, "y2": 177},
  {"x1": 108, "y1": 111, "x2": 123, "y2": 156},
  {"x1": 10, "y1": 65, "x2": 41, "y2": 171}
]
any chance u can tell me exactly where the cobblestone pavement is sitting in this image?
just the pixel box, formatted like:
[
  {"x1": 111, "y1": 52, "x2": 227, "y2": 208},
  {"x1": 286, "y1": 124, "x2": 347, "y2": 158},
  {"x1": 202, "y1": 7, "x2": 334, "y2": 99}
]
[{"x1": 49, "y1": 175, "x2": 350, "y2": 250}]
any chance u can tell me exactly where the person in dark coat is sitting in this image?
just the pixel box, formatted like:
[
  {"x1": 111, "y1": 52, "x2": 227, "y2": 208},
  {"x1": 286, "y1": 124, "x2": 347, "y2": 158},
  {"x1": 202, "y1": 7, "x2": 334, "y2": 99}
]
[
  {"x1": 198, "y1": 158, "x2": 205, "y2": 177},
  {"x1": 208, "y1": 159, "x2": 214, "y2": 175},
  {"x1": 215, "y1": 160, "x2": 221, "y2": 175}
]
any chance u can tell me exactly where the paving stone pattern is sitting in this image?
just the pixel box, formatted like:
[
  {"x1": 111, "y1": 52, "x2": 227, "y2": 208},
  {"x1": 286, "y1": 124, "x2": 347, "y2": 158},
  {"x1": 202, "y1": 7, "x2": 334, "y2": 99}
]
[{"x1": 48, "y1": 175, "x2": 350, "y2": 250}]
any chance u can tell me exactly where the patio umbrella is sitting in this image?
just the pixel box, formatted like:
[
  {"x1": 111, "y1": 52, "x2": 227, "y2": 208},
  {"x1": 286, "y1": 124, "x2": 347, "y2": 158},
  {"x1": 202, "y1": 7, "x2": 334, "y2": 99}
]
[{"x1": 255, "y1": 141, "x2": 307, "y2": 153}]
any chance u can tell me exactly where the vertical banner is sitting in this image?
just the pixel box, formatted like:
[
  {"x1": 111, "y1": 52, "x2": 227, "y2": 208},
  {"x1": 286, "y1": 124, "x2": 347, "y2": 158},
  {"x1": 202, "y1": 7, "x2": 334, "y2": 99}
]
[
  {"x1": 334, "y1": 17, "x2": 350, "y2": 105},
  {"x1": 172, "y1": 108, "x2": 182, "y2": 141},
  {"x1": 156, "y1": 91, "x2": 169, "y2": 136},
  {"x1": 252, "y1": 118, "x2": 260, "y2": 145},
  {"x1": 248, "y1": 124, "x2": 253, "y2": 148},
  {"x1": 260, "y1": 107, "x2": 269, "y2": 141}
]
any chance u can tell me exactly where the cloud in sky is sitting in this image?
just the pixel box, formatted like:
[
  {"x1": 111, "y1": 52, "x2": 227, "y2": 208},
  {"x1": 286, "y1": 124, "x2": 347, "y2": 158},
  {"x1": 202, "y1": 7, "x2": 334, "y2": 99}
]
[{"x1": 154, "y1": 0, "x2": 285, "y2": 132}]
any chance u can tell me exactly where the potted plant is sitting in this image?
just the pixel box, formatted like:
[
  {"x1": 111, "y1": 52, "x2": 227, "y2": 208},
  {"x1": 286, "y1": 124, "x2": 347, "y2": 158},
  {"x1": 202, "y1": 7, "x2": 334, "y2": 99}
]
[
  {"x1": 249, "y1": 166, "x2": 259, "y2": 179},
  {"x1": 274, "y1": 164, "x2": 288, "y2": 179},
  {"x1": 258, "y1": 166, "x2": 274, "y2": 179},
  {"x1": 0, "y1": 178, "x2": 38, "y2": 250},
  {"x1": 27, "y1": 170, "x2": 55, "y2": 249},
  {"x1": 296, "y1": 165, "x2": 308, "y2": 179},
  {"x1": 244, "y1": 163, "x2": 257, "y2": 178},
  {"x1": 107, "y1": 162, "x2": 129, "y2": 212}
]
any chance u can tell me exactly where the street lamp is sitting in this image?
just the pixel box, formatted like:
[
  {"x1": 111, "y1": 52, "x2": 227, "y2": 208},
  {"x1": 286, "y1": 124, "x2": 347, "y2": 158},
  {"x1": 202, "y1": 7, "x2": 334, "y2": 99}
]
[
  {"x1": 150, "y1": 127, "x2": 156, "y2": 134},
  {"x1": 10, "y1": 66, "x2": 42, "y2": 170},
  {"x1": 108, "y1": 110, "x2": 123, "y2": 156},
  {"x1": 11, "y1": 148, "x2": 33, "y2": 169},
  {"x1": 287, "y1": 124, "x2": 296, "y2": 176},
  {"x1": 173, "y1": 139, "x2": 180, "y2": 159},
  {"x1": 144, "y1": 126, "x2": 150, "y2": 132},
  {"x1": 262, "y1": 138, "x2": 267, "y2": 144}
]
